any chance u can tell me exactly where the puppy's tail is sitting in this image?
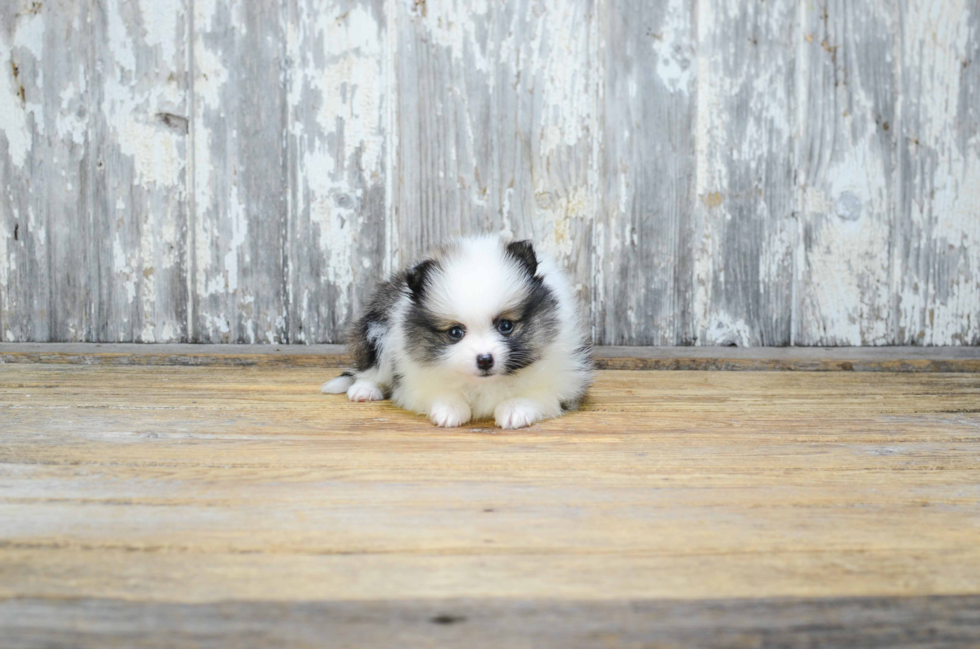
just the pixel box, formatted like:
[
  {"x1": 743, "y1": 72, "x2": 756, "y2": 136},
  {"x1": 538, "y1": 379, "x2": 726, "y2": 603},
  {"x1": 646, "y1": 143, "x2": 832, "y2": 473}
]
[{"x1": 321, "y1": 371, "x2": 355, "y2": 394}]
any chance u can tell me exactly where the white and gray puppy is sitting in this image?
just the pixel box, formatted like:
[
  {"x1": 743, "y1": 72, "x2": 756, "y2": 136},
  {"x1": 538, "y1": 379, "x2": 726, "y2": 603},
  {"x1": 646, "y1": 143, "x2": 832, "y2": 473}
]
[{"x1": 322, "y1": 235, "x2": 592, "y2": 428}]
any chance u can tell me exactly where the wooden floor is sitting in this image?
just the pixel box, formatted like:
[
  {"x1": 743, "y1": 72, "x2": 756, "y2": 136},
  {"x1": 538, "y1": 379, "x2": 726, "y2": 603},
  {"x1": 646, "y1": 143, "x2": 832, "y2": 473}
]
[{"x1": 2, "y1": 363, "x2": 980, "y2": 647}]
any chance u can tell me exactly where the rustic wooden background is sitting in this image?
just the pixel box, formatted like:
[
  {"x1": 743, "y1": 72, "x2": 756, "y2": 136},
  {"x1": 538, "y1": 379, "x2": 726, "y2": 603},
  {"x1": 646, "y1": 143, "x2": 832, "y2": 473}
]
[{"x1": 1, "y1": 0, "x2": 978, "y2": 346}]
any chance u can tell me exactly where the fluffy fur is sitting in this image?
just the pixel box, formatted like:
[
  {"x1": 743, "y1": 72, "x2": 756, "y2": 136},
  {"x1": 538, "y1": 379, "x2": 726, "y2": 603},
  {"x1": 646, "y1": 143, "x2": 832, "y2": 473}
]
[{"x1": 322, "y1": 235, "x2": 593, "y2": 429}]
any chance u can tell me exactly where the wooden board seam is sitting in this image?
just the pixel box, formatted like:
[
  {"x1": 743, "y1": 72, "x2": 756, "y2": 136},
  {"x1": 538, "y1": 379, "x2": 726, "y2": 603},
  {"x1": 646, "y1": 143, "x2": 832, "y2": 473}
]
[{"x1": 0, "y1": 344, "x2": 977, "y2": 371}]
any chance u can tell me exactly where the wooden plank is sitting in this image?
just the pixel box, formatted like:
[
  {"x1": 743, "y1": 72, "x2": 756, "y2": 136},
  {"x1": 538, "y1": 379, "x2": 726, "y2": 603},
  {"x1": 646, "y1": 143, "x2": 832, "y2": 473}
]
[
  {"x1": 693, "y1": 0, "x2": 799, "y2": 346},
  {"x1": 2, "y1": 342, "x2": 980, "y2": 371},
  {"x1": 0, "y1": 365, "x2": 979, "y2": 644},
  {"x1": 796, "y1": 0, "x2": 898, "y2": 345},
  {"x1": 391, "y1": 0, "x2": 595, "y2": 305},
  {"x1": 4, "y1": 0, "x2": 980, "y2": 348},
  {"x1": 593, "y1": 345, "x2": 980, "y2": 372},
  {"x1": 0, "y1": 1, "x2": 190, "y2": 344},
  {"x1": 191, "y1": 1, "x2": 288, "y2": 343},
  {"x1": 0, "y1": 1, "x2": 41, "y2": 341},
  {"x1": 0, "y1": 2, "x2": 92, "y2": 342},
  {"x1": 894, "y1": 0, "x2": 980, "y2": 346},
  {"x1": 595, "y1": 0, "x2": 696, "y2": 345},
  {"x1": 2, "y1": 595, "x2": 980, "y2": 649},
  {"x1": 283, "y1": 0, "x2": 387, "y2": 343},
  {"x1": 93, "y1": 0, "x2": 190, "y2": 342},
  {"x1": 0, "y1": 342, "x2": 347, "y2": 367}
]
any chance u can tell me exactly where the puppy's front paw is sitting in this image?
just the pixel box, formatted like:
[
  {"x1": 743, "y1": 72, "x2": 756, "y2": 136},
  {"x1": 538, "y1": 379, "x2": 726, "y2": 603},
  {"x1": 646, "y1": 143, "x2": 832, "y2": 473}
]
[
  {"x1": 429, "y1": 401, "x2": 472, "y2": 428},
  {"x1": 347, "y1": 381, "x2": 384, "y2": 402},
  {"x1": 494, "y1": 399, "x2": 545, "y2": 429}
]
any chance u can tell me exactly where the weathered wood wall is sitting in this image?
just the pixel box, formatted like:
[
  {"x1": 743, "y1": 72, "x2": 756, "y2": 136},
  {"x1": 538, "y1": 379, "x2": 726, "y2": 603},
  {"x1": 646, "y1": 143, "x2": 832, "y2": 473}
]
[{"x1": 1, "y1": 0, "x2": 978, "y2": 345}]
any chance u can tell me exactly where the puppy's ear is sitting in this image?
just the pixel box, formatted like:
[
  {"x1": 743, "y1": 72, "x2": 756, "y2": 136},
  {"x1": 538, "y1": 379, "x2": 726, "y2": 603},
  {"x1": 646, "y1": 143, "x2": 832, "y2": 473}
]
[
  {"x1": 506, "y1": 240, "x2": 538, "y2": 277},
  {"x1": 406, "y1": 259, "x2": 438, "y2": 301}
]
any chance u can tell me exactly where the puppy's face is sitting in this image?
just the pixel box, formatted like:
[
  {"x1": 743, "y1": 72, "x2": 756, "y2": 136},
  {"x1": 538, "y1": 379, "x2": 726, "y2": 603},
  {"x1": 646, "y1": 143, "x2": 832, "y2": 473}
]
[{"x1": 404, "y1": 238, "x2": 558, "y2": 379}]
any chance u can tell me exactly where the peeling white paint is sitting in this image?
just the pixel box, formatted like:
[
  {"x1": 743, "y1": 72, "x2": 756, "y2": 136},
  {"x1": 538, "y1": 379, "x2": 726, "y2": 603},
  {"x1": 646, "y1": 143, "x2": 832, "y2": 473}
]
[
  {"x1": 106, "y1": 0, "x2": 137, "y2": 72},
  {"x1": 3, "y1": 0, "x2": 979, "y2": 346},
  {"x1": 692, "y1": 0, "x2": 726, "y2": 341},
  {"x1": 113, "y1": 235, "x2": 138, "y2": 305},
  {"x1": 499, "y1": 186, "x2": 516, "y2": 241},
  {"x1": 205, "y1": 313, "x2": 231, "y2": 335},
  {"x1": 161, "y1": 321, "x2": 178, "y2": 342},
  {"x1": 316, "y1": 5, "x2": 384, "y2": 180},
  {"x1": 792, "y1": 1, "x2": 897, "y2": 345},
  {"x1": 304, "y1": 148, "x2": 354, "y2": 304},
  {"x1": 284, "y1": 0, "x2": 388, "y2": 337},
  {"x1": 139, "y1": 210, "x2": 158, "y2": 341},
  {"x1": 653, "y1": 0, "x2": 695, "y2": 94},
  {"x1": 692, "y1": 0, "x2": 800, "y2": 345},
  {"x1": 896, "y1": 0, "x2": 980, "y2": 345},
  {"x1": 533, "y1": 0, "x2": 593, "y2": 157},
  {"x1": 55, "y1": 83, "x2": 87, "y2": 145},
  {"x1": 138, "y1": 0, "x2": 181, "y2": 64},
  {"x1": 193, "y1": 44, "x2": 228, "y2": 111},
  {"x1": 13, "y1": 10, "x2": 45, "y2": 59},
  {"x1": 117, "y1": 117, "x2": 184, "y2": 187},
  {"x1": 0, "y1": 35, "x2": 31, "y2": 169},
  {"x1": 703, "y1": 313, "x2": 752, "y2": 346},
  {"x1": 223, "y1": 183, "x2": 247, "y2": 294},
  {"x1": 423, "y1": 0, "x2": 492, "y2": 74},
  {"x1": 533, "y1": 185, "x2": 589, "y2": 262},
  {"x1": 0, "y1": 222, "x2": 8, "y2": 332}
]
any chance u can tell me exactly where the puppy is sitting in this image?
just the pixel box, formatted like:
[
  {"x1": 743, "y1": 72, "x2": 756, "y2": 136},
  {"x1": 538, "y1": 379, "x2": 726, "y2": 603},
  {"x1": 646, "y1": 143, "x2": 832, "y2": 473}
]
[{"x1": 322, "y1": 235, "x2": 592, "y2": 428}]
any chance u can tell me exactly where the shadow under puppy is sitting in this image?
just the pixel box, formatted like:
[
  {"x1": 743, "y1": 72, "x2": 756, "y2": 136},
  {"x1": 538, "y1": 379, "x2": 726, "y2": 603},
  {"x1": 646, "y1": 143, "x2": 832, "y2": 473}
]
[{"x1": 322, "y1": 235, "x2": 592, "y2": 428}]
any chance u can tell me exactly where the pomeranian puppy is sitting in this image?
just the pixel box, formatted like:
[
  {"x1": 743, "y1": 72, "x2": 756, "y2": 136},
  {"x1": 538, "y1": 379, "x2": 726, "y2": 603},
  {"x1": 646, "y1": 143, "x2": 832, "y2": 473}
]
[{"x1": 321, "y1": 235, "x2": 592, "y2": 428}]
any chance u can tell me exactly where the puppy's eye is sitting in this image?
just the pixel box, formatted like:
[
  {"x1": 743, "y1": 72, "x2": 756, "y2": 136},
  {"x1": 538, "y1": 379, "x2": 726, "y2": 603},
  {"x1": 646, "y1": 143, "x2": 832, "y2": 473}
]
[
  {"x1": 497, "y1": 319, "x2": 514, "y2": 335},
  {"x1": 447, "y1": 325, "x2": 465, "y2": 341}
]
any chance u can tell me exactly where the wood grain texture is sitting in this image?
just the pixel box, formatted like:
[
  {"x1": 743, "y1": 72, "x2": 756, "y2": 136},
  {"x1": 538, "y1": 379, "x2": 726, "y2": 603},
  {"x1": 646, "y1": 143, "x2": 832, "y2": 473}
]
[
  {"x1": 191, "y1": 1, "x2": 289, "y2": 343},
  {"x1": 2, "y1": 0, "x2": 980, "y2": 346},
  {"x1": 3, "y1": 595, "x2": 980, "y2": 649},
  {"x1": 92, "y1": 0, "x2": 190, "y2": 344},
  {"x1": 693, "y1": 0, "x2": 798, "y2": 346},
  {"x1": 0, "y1": 2, "x2": 86, "y2": 343},
  {"x1": 192, "y1": 0, "x2": 389, "y2": 345},
  {"x1": 796, "y1": 0, "x2": 897, "y2": 345},
  {"x1": 1, "y1": 365, "x2": 979, "y2": 645},
  {"x1": 284, "y1": 0, "x2": 387, "y2": 343},
  {"x1": 894, "y1": 0, "x2": 980, "y2": 346},
  {"x1": 391, "y1": 0, "x2": 595, "y2": 304},
  {"x1": 121, "y1": 0, "x2": 190, "y2": 343},
  {"x1": 3, "y1": 342, "x2": 980, "y2": 371},
  {"x1": 0, "y1": 1, "x2": 189, "y2": 343},
  {"x1": 595, "y1": 0, "x2": 696, "y2": 345}
]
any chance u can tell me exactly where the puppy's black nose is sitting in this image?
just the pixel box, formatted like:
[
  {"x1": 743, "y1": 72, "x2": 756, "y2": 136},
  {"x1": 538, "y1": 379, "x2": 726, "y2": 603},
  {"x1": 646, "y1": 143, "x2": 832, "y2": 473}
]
[{"x1": 476, "y1": 354, "x2": 494, "y2": 371}]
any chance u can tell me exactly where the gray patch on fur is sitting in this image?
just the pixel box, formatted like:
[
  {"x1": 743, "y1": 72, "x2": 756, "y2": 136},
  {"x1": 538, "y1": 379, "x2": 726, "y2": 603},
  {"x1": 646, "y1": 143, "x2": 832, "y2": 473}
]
[
  {"x1": 502, "y1": 279, "x2": 560, "y2": 374},
  {"x1": 347, "y1": 271, "x2": 407, "y2": 371},
  {"x1": 404, "y1": 302, "x2": 454, "y2": 365}
]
